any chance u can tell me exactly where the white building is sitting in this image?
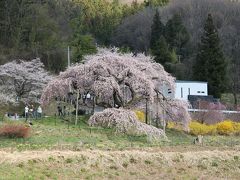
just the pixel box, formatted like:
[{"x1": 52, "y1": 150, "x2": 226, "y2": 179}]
[{"x1": 175, "y1": 80, "x2": 208, "y2": 101}]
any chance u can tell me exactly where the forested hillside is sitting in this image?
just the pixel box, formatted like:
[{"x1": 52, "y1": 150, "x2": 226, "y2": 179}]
[
  {"x1": 0, "y1": 0, "x2": 75, "y2": 72},
  {"x1": 1, "y1": 2, "x2": 240, "y2": 179},
  {"x1": 0, "y1": 0, "x2": 168, "y2": 71},
  {"x1": 0, "y1": 0, "x2": 150, "y2": 72},
  {"x1": 0, "y1": 0, "x2": 240, "y2": 102}
]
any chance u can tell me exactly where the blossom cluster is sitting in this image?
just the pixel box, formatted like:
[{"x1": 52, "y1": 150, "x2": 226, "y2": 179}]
[
  {"x1": 41, "y1": 48, "x2": 190, "y2": 128},
  {"x1": 88, "y1": 108, "x2": 166, "y2": 140},
  {"x1": 0, "y1": 58, "x2": 52, "y2": 104}
]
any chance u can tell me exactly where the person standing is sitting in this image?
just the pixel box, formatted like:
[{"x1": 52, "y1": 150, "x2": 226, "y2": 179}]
[
  {"x1": 63, "y1": 106, "x2": 66, "y2": 117},
  {"x1": 29, "y1": 105, "x2": 34, "y2": 118},
  {"x1": 57, "y1": 104, "x2": 63, "y2": 117},
  {"x1": 25, "y1": 105, "x2": 29, "y2": 122},
  {"x1": 37, "y1": 105, "x2": 42, "y2": 119}
]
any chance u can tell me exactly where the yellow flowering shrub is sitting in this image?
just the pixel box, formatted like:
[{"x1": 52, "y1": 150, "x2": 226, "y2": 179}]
[
  {"x1": 167, "y1": 121, "x2": 175, "y2": 129},
  {"x1": 167, "y1": 121, "x2": 184, "y2": 131},
  {"x1": 217, "y1": 121, "x2": 234, "y2": 135},
  {"x1": 188, "y1": 121, "x2": 240, "y2": 136},
  {"x1": 209, "y1": 125, "x2": 217, "y2": 134},
  {"x1": 166, "y1": 119, "x2": 240, "y2": 136},
  {"x1": 189, "y1": 121, "x2": 217, "y2": 136},
  {"x1": 233, "y1": 122, "x2": 240, "y2": 135},
  {"x1": 134, "y1": 110, "x2": 145, "y2": 122}
]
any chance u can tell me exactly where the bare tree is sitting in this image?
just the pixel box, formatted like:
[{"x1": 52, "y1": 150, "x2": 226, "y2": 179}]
[{"x1": 111, "y1": 7, "x2": 154, "y2": 53}]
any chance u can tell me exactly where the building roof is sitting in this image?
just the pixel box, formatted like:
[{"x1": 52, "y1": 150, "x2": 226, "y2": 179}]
[{"x1": 176, "y1": 80, "x2": 208, "y2": 84}]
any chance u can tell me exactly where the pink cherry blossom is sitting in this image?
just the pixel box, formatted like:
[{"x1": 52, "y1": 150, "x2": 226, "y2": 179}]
[
  {"x1": 0, "y1": 58, "x2": 52, "y2": 104},
  {"x1": 41, "y1": 48, "x2": 190, "y2": 129}
]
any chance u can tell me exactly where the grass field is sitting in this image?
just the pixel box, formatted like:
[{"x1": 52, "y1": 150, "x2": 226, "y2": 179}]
[
  {"x1": 109, "y1": 0, "x2": 144, "y2": 4},
  {"x1": 1, "y1": 117, "x2": 240, "y2": 179}
]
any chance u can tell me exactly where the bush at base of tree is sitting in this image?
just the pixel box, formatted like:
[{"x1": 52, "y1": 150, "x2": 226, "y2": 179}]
[
  {"x1": 134, "y1": 110, "x2": 145, "y2": 123},
  {"x1": 0, "y1": 124, "x2": 31, "y2": 138},
  {"x1": 88, "y1": 108, "x2": 166, "y2": 141}
]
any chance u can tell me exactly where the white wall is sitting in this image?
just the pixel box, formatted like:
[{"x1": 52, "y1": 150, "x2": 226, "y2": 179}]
[{"x1": 175, "y1": 81, "x2": 208, "y2": 101}]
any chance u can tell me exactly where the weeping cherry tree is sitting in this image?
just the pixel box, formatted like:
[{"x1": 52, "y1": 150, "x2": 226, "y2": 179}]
[{"x1": 41, "y1": 48, "x2": 190, "y2": 139}]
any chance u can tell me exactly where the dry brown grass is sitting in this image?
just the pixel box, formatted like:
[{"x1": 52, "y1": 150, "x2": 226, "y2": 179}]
[
  {"x1": 109, "y1": 0, "x2": 144, "y2": 4},
  {"x1": 1, "y1": 149, "x2": 240, "y2": 179},
  {"x1": 1, "y1": 118, "x2": 240, "y2": 179}
]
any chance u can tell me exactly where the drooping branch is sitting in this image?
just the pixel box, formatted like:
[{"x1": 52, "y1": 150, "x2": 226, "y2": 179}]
[
  {"x1": 41, "y1": 48, "x2": 190, "y2": 128},
  {"x1": 154, "y1": 89, "x2": 190, "y2": 131}
]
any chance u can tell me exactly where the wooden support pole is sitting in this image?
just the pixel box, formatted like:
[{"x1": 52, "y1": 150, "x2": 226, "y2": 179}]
[
  {"x1": 145, "y1": 98, "x2": 148, "y2": 124},
  {"x1": 75, "y1": 90, "x2": 79, "y2": 125}
]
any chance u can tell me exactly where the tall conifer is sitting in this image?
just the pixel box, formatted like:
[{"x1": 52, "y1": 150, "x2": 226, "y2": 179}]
[
  {"x1": 194, "y1": 14, "x2": 227, "y2": 98},
  {"x1": 152, "y1": 36, "x2": 172, "y2": 65},
  {"x1": 150, "y1": 10, "x2": 165, "y2": 50},
  {"x1": 150, "y1": 10, "x2": 177, "y2": 72},
  {"x1": 165, "y1": 14, "x2": 189, "y2": 57}
]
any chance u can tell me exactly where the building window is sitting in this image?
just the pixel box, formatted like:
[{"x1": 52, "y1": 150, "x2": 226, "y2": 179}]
[
  {"x1": 168, "y1": 89, "x2": 172, "y2": 94},
  {"x1": 201, "y1": 91, "x2": 205, "y2": 93},
  {"x1": 188, "y1": 88, "x2": 190, "y2": 95},
  {"x1": 197, "y1": 91, "x2": 201, "y2": 93},
  {"x1": 181, "y1": 87, "x2": 183, "y2": 98}
]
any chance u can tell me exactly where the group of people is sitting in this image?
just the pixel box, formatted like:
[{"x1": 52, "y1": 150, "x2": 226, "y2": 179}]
[{"x1": 25, "y1": 104, "x2": 42, "y2": 121}]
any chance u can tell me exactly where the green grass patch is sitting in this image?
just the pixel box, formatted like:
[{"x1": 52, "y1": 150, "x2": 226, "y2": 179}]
[
  {"x1": 1, "y1": 116, "x2": 240, "y2": 180},
  {"x1": 1, "y1": 116, "x2": 240, "y2": 151}
]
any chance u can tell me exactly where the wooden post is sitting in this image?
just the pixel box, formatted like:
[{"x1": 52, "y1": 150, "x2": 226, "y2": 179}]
[
  {"x1": 163, "y1": 99, "x2": 167, "y2": 134},
  {"x1": 145, "y1": 98, "x2": 148, "y2": 124},
  {"x1": 92, "y1": 95, "x2": 95, "y2": 115},
  {"x1": 156, "y1": 93, "x2": 159, "y2": 128},
  {"x1": 75, "y1": 90, "x2": 79, "y2": 125},
  {"x1": 55, "y1": 113, "x2": 57, "y2": 126},
  {"x1": 163, "y1": 108, "x2": 166, "y2": 134},
  {"x1": 68, "y1": 46, "x2": 70, "y2": 68}
]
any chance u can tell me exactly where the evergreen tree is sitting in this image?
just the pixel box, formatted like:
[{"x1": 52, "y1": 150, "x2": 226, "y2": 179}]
[
  {"x1": 150, "y1": 10, "x2": 165, "y2": 50},
  {"x1": 151, "y1": 36, "x2": 175, "y2": 66},
  {"x1": 71, "y1": 34, "x2": 97, "y2": 63},
  {"x1": 165, "y1": 14, "x2": 190, "y2": 57},
  {"x1": 193, "y1": 14, "x2": 227, "y2": 98},
  {"x1": 150, "y1": 11, "x2": 177, "y2": 73}
]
